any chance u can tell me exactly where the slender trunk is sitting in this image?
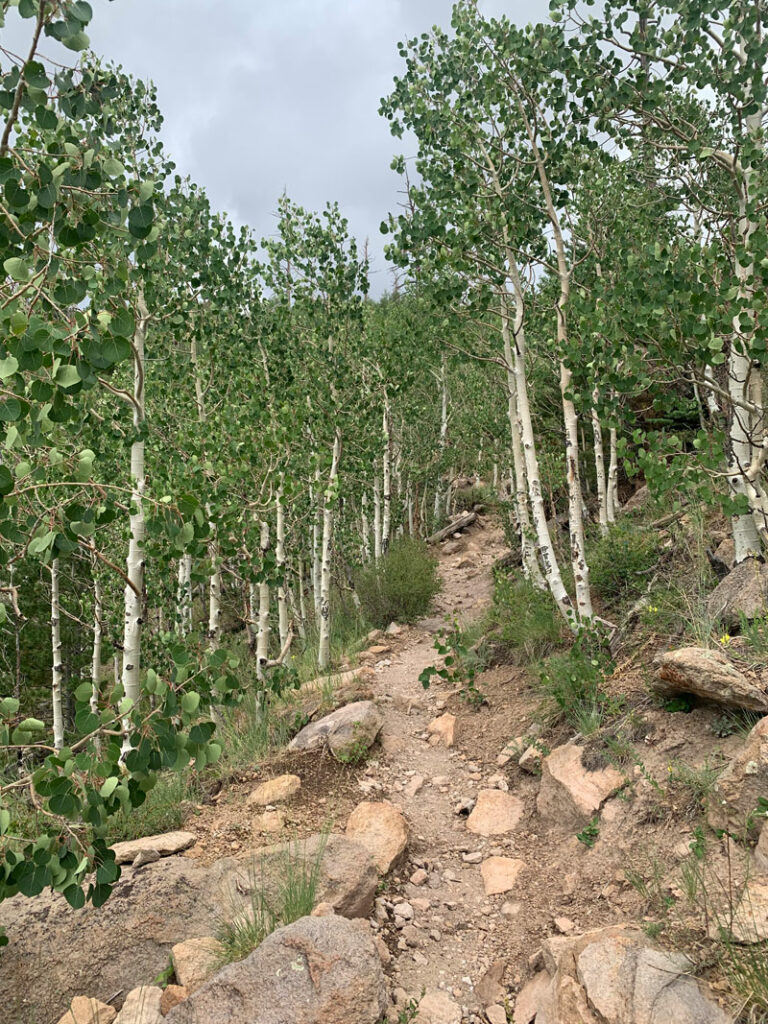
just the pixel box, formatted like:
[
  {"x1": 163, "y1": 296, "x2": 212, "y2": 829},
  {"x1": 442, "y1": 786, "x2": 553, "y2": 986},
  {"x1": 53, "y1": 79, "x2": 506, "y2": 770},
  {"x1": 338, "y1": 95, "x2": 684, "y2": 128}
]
[
  {"x1": 256, "y1": 520, "x2": 271, "y2": 680},
  {"x1": 361, "y1": 493, "x2": 371, "y2": 562},
  {"x1": 382, "y1": 402, "x2": 392, "y2": 555},
  {"x1": 419, "y1": 485, "x2": 428, "y2": 538},
  {"x1": 90, "y1": 570, "x2": 102, "y2": 715},
  {"x1": 311, "y1": 472, "x2": 322, "y2": 622},
  {"x1": 318, "y1": 432, "x2": 341, "y2": 671},
  {"x1": 591, "y1": 399, "x2": 609, "y2": 535},
  {"x1": 561, "y1": 362, "x2": 593, "y2": 620},
  {"x1": 176, "y1": 554, "x2": 192, "y2": 636},
  {"x1": 407, "y1": 479, "x2": 415, "y2": 536},
  {"x1": 501, "y1": 297, "x2": 545, "y2": 589},
  {"x1": 121, "y1": 292, "x2": 148, "y2": 738},
  {"x1": 506, "y1": 265, "x2": 576, "y2": 628},
  {"x1": 248, "y1": 582, "x2": 257, "y2": 653},
  {"x1": 276, "y1": 485, "x2": 289, "y2": 648},
  {"x1": 606, "y1": 427, "x2": 619, "y2": 523},
  {"x1": 244, "y1": 584, "x2": 255, "y2": 653},
  {"x1": 373, "y1": 476, "x2": 382, "y2": 560},
  {"x1": 298, "y1": 559, "x2": 308, "y2": 638},
  {"x1": 445, "y1": 468, "x2": 453, "y2": 517},
  {"x1": 51, "y1": 558, "x2": 64, "y2": 752},
  {"x1": 207, "y1": 547, "x2": 221, "y2": 648},
  {"x1": 434, "y1": 354, "x2": 448, "y2": 520}
]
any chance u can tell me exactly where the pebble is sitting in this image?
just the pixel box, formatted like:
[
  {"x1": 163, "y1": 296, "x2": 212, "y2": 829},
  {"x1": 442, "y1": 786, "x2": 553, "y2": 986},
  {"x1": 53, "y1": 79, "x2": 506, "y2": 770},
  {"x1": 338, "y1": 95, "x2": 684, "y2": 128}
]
[
  {"x1": 410, "y1": 868, "x2": 429, "y2": 886},
  {"x1": 462, "y1": 851, "x2": 483, "y2": 864}
]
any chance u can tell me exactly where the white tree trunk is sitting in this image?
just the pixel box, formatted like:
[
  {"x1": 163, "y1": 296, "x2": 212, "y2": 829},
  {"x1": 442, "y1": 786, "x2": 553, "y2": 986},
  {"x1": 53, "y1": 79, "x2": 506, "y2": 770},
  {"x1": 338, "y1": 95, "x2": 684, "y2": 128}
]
[
  {"x1": 591, "y1": 399, "x2": 609, "y2": 535},
  {"x1": 318, "y1": 432, "x2": 341, "y2": 671},
  {"x1": 373, "y1": 476, "x2": 382, "y2": 561},
  {"x1": 121, "y1": 292, "x2": 148, "y2": 736},
  {"x1": 256, "y1": 520, "x2": 271, "y2": 680},
  {"x1": 407, "y1": 479, "x2": 415, "y2": 536},
  {"x1": 434, "y1": 354, "x2": 449, "y2": 521},
  {"x1": 561, "y1": 362, "x2": 593, "y2": 621},
  {"x1": 606, "y1": 427, "x2": 619, "y2": 524},
  {"x1": 382, "y1": 402, "x2": 392, "y2": 555},
  {"x1": 501, "y1": 297, "x2": 545, "y2": 589},
  {"x1": 91, "y1": 569, "x2": 102, "y2": 715},
  {"x1": 507, "y1": 264, "x2": 576, "y2": 628},
  {"x1": 311, "y1": 471, "x2": 322, "y2": 623},
  {"x1": 208, "y1": 548, "x2": 221, "y2": 649},
  {"x1": 361, "y1": 493, "x2": 371, "y2": 562},
  {"x1": 51, "y1": 557, "x2": 64, "y2": 752},
  {"x1": 276, "y1": 485, "x2": 289, "y2": 648},
  {"x1": 176, "y1": 554, "x2": 192, "y2": 636},
  {"x1": 298, "y1": 559, "x2": 308, "y2": 637}
]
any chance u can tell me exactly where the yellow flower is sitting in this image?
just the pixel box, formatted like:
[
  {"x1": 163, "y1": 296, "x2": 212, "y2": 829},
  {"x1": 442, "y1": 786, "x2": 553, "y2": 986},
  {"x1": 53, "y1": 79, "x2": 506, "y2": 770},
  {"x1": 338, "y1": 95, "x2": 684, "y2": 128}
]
[{"x1": 720, "y1": 634, "x2": 731, "y2": 646}]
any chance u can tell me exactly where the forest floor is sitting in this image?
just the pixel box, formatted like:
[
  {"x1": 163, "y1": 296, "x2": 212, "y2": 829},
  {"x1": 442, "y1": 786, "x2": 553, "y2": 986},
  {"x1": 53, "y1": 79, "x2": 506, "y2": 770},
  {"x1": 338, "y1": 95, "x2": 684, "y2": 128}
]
[{"x1": 180, "y1": 513, "x2": 745, "y2": 1019}]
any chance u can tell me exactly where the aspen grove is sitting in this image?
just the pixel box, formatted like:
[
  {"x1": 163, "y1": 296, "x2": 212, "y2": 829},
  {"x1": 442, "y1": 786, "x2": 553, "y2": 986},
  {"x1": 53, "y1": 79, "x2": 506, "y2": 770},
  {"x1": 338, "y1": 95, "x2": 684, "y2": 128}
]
[{"x1": 1, "y1": 0, "x2": 767, "y2": 933}]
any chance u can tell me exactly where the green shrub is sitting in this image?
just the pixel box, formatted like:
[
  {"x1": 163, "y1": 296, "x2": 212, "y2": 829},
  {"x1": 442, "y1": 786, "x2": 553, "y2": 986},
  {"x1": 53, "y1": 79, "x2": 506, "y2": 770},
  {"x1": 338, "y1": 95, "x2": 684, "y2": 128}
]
[
  {"x1": 536, "y1": 646, "x2": 620, "y2": 735},
  {"x1": 108, "y1": 770, "x2": 202, "y2": 842},
  {"x1": 356, "y1": 538, "x2": 440, "y2": 628},
  {"x1": 217, "y1": 832, "x2": 328, "y2": 964},
  {"x1": 486, "y1": 576, "x2": 565, "y2": 665},
  {"x1": 588, "y1": 521, "x2": 660, "y2": 609}
]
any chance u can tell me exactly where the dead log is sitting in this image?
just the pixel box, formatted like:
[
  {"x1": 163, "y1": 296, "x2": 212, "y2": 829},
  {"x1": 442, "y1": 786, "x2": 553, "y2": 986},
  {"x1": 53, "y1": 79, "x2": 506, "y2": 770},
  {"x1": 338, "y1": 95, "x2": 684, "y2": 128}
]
[{"x1": 427, "y1": 511, "x2": 477, "y2": 544}]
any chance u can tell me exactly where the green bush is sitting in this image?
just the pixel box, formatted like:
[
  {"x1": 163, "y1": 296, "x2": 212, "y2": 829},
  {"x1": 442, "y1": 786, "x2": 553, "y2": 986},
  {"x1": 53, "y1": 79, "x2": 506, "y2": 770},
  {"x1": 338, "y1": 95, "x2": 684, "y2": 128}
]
[
  {"x1": 588, "y1": 521, "x2": 660, "y2": 609},
  {"x1": 486, "y1": 576, "x2": 565, "y2": 665},
  {"x1": 356, "y1": 537, "x2": 440, "y2": 628},
  {"x1": 536, "y1": 645, "x2": 620, "y2": 735}
]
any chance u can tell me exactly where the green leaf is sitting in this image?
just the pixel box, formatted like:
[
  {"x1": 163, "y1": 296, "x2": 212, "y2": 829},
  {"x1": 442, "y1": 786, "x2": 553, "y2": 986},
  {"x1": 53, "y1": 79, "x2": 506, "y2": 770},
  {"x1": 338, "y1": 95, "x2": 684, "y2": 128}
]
[
  {"x1": 128, "y1": 204, "x2": 154, "y2": 239},
  {"x1": 0, "y1": 398, "x2": 22, "y2": 421},
  {"x1": 0, "y1": 356, "x2": 18, "y2": 380},
  {"x1": 0, "y1": 809, "x2": 9, "y2": 835},
  {"x1": 3, "y1": 258, "x2": 30, "y2": 282},
  {"x1": 181, "y1": 692, "x2": 200, "y2": 715},
  {"x1": 0, "y1": 465, "x2": 13, "y2": 496},
  {"x1": 99, "y1": 777, "x2": 119, "y2": 799},
  {"x1": 55, "y1": 365, "x2": 81, "y2": 389},
  {"x1": 102, "y1": 156, "x2": 125, "y2": 178},
  {"x1": 63, "y1": 884, "x2": 86, "y2": 909}
]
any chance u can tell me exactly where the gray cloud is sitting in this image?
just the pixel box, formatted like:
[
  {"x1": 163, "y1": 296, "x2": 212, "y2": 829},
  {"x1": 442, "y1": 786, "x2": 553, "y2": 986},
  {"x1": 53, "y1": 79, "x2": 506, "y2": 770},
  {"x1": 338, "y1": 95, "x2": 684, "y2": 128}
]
[{"x1": 58, "y1": 1, "x2": 551, "y2": 292}]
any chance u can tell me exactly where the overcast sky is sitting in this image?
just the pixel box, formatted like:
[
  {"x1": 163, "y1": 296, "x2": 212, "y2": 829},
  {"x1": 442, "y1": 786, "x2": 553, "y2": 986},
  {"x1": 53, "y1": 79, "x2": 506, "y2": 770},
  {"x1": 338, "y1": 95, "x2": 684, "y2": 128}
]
[{"x1": 60, "y1": 1, "x2": 551, "y2": 293}]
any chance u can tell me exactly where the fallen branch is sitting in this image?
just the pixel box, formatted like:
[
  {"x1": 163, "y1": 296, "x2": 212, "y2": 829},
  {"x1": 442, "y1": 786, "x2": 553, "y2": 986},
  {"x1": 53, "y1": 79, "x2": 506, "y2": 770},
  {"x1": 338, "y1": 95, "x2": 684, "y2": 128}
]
[{"x1": 427, "y1": 511, "x2": 477, "y2": 544}]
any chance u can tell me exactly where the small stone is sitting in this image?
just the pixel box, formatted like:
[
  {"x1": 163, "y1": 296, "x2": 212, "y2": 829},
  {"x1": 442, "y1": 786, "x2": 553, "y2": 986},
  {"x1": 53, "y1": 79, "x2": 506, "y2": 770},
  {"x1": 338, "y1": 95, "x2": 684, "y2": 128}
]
[
  {"x1": 467, "y1": 791, "x2": 523, "y2": 836},
  {"x1": 410, "y1": 868, "x2": 429, "y2": 886},
  {"x1": 554, "y1": 916, "x2": 575, "y2": 934},
  {"x1": 247, "y1": 774, "x2": 301, "y2": 807},
  {"x1": 427, "y1": 713, "x2": 457, "y2": 748},
  {"x1": 114, "y1": 987, "x2": 162, "y2": 1024},
  {"x1": 455, "y1": 797, "x2": 476, "y2": 816},
  {"x1": 405, "y1": 775, "x2": 425, "y2": 798},
  {"x1": 432, "y1": 775, "x2": 451, "y2": 788},
  {"x1": 462, "y1": 851, "x2": 483, "y2": 864},
  {"x1": 255, "y1": 808, "x2": 286, "y2": 833},
  {"x1": 159, "y1": 986, "x2": 188, "y2": 1017},
  {"x1": 397, "y1": 902, "x2": 415, "y2": 920},
  {"x1": 369, "y1": 644, "x2": 391, "y2": 656},
  {"x1": 501, "y1": 901, "x2": 521, "y2": 917},
  {"x1": 57, "y1": 997, "x2": 117, "y2": 1024},
  {"x1": 419, "y1": 989, "x2": 461, "y2": 1023},
  {"x1": 375, "y1": 936, "x2": 392, "y2": 966},
  {"x1": 170, "y1": 936, "x2": 223, "y2": 993},
  {"x1": 311, "y1": 901, "x2": 336, "y2": 917},
  {"x1": 411, "y1": 898, "x2": 431, "y2": 912},
  {"x1": 481, "y1": 857, "x2": 525, "y2": 896},
  {"x1": 346, "y1": 800, "x2": 409, "y2": 873},
  {"x1": 519, "y1": 746, "x2": 543, "y2": 774},
  {"x1": 486, "y1": 774, "x2": 509, "y2": 791},
  {"x1": 403, "y1": 925, "x2": 421, "y2": 947},
  {"x1": 132, "y1": 848, "x2": 161, "y2": 868},
  {"x1": 486, "y1": 1006, "x2": 507, "y2": 1024}
]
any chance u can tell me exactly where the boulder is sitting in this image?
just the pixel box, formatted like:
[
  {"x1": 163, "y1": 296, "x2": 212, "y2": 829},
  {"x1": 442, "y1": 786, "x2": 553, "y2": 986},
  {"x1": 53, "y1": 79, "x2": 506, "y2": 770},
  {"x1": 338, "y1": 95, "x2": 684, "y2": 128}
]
[
  {"x1": 288, "y1": 700, "x2": 383, "y2": 760},
  {"x1": 417, "y1": 989, "x2": 462, "y2": 1024},
  {"x1": 654, "y1": 647, "x2": 768, "y2": 713},
  {"x1": 512, "y1": 971, "x2": 550, "y2": 1024},
  {"x1": 0, "y1": 854, "x2": 242, "y2": 1024},
  {"x1": 57, "y1": 997, "x2": 117, "y2": 1024},
  {"x1": 170, "y1": 936, "x2": 223, "y2": 992},
  {"x1": 242, "y1": 833, "x2": 379, "y2": 919},
  {"x1": 165, "y1": 915, "x2": 387, "y2": 1024},
  {"x1": 713, "y1": 538, "x2": 736, "y2": 573},
  {"x1": 623, "y1": 484, "x2": 651, "y2": 512},
  {"x1": 426, "y1": 712, "x2": 456, "y2": 747},
  {"x1": 466, "y1": 790, "x2": 523, "y2": 836},
  {"x1": 707, "y1": 715, "x2": 768, "y2": 832},
  {"x1": 480, "y1": 857, "x2": 525, "y2": 896},
  {"x1": 707, "y1": 557, "x2": 768, "y2": 628},
  {"x1": 247, "y1": 774, "x2": 302, "y2": 807},
  {"x1": 534, "y1": 925, "x2": 730, "y2": 1024},
  {"x1": 755, "y1": 820, "x2": 768, "y2": 872},
  {"x1": 537, "y1": 745, "x2": 624, "y2": 827},
  {"x1": 345, "y1": 800, "x2": 408, "y2": 873},
  {"x1": 475, "y1": 959, "x2": 506, "y2": 1006},
  {"x1": 114, "y1": 987, "x2": 163, "y2": 1024},
  {"x1": 110, "y1": 831, "x2": 196, "y2": 865}
]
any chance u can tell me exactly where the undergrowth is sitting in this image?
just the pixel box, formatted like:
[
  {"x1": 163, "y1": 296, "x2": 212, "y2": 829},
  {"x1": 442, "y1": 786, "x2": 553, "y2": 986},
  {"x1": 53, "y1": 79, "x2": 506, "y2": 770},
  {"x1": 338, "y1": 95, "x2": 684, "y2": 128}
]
[
  {"x1": 217, "y1": 831, "x2": 329, "y2": 965},
  {"x1": 356, "y1": 537, "x2": 440, "y2": 628}
]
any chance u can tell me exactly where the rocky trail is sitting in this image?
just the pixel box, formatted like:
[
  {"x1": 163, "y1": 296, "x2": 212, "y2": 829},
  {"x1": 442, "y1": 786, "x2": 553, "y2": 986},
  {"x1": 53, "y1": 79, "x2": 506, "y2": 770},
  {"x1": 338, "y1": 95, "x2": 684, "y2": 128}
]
[{"x1": 2, "y1": 513, "x2": 757, "y2": 1024}]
